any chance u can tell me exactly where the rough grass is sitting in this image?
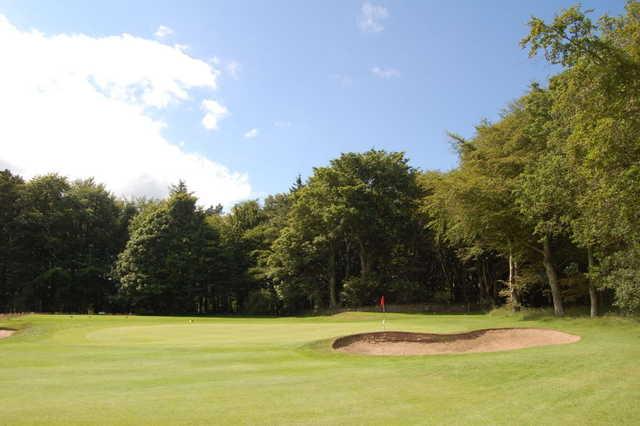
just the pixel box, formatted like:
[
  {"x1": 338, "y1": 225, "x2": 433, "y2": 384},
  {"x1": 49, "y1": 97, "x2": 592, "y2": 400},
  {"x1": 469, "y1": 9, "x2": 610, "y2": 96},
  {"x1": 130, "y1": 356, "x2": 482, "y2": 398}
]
[{"x1": 1, "y1": 312, "x2": 639, "y2": 425}]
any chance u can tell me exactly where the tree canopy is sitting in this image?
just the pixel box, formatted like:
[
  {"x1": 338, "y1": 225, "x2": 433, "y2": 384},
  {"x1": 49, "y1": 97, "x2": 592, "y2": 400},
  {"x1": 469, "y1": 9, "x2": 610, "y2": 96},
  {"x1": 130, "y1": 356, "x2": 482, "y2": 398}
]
[{"x1": 2, "y1": 2, "x2": 639, "y2": 316}]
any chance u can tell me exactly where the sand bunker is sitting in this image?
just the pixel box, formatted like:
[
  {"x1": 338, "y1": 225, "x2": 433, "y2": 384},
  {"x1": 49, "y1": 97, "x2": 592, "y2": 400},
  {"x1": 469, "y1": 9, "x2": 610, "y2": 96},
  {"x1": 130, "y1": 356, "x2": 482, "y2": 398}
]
[
  {"x1": 333, "y1": 328, "x2": 580, "y2": 356},
  {"x1": 0, "y1": 329, "x2": 15, "y2": 340}
]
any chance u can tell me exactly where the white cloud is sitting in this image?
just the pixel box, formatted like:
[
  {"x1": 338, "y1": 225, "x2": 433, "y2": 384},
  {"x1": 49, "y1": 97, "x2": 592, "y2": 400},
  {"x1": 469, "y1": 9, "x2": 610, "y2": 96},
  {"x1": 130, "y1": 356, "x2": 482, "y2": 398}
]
[
  {"x1": 209, "y1": 57, "x2": 241, "y2": 79},
  {"x1": 274, "y1": 121, "x2": 292, "y2": 128},
  {"x1": 370, "y1": 66, "x2": 400, "y2": 79},
  {"x1": 244, "y1": 128, "x2": 259, "y2": 139},
  {"x1": 201, "y1": 99, "x2": 230, "y2": 130},
  {"x1": 174, "y1": 43, "x2": 189, "y2": 52},
  {"x1": 226, "y1": 60, "x2": 241, "y2": 79},
  {"x1": 358, "y1": 2, "x2": 388, "y2": 33},
  {"x1": 154, "y1": 25, "x2": 174, "y2": 38},
  {"x1": 0, "y1": 15, "x2": 250, "y2": 207}
]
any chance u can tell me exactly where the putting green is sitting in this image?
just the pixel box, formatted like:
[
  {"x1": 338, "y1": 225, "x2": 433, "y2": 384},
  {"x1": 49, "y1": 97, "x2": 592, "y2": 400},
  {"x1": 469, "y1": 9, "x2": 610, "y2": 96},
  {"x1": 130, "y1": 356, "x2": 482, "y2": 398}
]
[{"x1": 1, "y1": 312, "x2": 639, "y2": 425}]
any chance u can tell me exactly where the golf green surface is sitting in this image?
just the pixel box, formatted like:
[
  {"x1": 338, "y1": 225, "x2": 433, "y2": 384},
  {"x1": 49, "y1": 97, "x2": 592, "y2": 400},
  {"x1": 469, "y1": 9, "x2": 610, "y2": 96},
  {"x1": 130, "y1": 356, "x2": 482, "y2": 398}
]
[{"x1": 1, "y1": 312, "x2": 639, "y2": 425}]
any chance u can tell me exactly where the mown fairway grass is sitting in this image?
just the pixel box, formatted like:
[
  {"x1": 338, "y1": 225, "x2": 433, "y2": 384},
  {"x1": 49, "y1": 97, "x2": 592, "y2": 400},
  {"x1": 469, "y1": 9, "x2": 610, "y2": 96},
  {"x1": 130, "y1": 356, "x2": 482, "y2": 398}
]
[{"x1": 1, "y1": 312, "x2": 639, "y2": 425}]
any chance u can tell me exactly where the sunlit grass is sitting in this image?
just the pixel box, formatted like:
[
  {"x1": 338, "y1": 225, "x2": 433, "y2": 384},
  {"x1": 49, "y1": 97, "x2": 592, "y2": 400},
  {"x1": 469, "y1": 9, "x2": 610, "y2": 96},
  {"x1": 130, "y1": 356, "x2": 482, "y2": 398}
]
[{"x1": 1, "y1": 312, "x2": 638, "y2": 425}]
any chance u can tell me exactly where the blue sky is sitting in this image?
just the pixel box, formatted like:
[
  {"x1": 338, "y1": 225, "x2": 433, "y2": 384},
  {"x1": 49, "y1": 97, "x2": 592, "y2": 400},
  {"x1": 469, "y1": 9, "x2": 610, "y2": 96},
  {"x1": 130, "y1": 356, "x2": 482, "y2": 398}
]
[{"x1": 0, "y1": 0, "x2": 625, "y2": 206}]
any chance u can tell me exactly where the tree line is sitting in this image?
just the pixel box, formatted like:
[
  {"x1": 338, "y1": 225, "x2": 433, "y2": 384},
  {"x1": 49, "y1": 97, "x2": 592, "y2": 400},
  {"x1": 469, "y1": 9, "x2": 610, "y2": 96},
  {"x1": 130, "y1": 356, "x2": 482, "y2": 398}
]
[
  {"x1": 425, "y1": 2, "x2": 640, "y2": 316},
  {"x1": 1, "y1": 3, "x2": 639, "y2": 316}
]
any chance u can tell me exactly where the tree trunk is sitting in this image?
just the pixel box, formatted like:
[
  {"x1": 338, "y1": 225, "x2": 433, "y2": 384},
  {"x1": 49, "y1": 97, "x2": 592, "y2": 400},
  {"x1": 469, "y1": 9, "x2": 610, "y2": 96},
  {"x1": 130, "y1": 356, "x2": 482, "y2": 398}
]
[
  {"x1": 328, "y1": 246, "x2": 337, "y2": 308},
  {"x1": 513, "y1": 258, "x2": 521, "y2": 310},
  {"x1": 587, "y1": 246, "x2": 598, "y2": 318},
  {"x1": 542, "y1": 235, "x2": 564, "y2": 316},
  {"x1": 508, "y1": 248, "x2": 515, "y2": 311},
  {"x1": 344, "y1": 239, "x2": 351, "y2": 279},
  {"x1": 478, "y1": 258, "x2": 486, "y2": 303},
  {"x1": 507, "y1": 244, "x2": 520, "y2": 311},
  {"x1": 358, "y1": 239, "x2": 371, "y2": 287},
  {"x1": 437, "y1": 247, "x2": 452, "y2": 298}
]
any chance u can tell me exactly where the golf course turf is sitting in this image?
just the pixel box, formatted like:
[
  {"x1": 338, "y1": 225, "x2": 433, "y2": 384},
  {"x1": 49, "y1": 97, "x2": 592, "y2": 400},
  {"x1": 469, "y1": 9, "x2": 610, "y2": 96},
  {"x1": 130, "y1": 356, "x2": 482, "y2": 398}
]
[{"x1": 1, "y1": 312, "x2": 639, "y2": 425}]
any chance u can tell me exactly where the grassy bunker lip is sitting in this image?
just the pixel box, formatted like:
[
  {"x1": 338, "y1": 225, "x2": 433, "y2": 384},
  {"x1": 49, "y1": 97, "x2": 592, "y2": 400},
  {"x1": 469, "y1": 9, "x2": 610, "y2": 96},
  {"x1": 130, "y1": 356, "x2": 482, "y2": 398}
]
[{"x1": 332, "y1": 328, "x2": 581, "y2": 356}]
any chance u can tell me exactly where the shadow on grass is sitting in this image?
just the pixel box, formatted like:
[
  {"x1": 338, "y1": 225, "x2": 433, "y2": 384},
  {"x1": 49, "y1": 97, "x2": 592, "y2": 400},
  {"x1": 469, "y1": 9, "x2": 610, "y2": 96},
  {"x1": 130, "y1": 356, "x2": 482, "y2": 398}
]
[
  {"x1": 488, "y1": 306, "x2": 614, "y2": 322},
  {"x1": 0, "y1": 327, "x2": 18, "y2": 340}
]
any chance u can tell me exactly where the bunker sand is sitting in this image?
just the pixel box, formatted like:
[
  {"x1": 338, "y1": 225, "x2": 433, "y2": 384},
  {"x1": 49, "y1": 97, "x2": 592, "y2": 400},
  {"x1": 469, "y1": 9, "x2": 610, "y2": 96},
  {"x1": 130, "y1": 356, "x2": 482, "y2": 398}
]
[
  {"x1": 333, "y1": 328, "x2": 580, "y2": 356},
  {"x1": 0, "y1": 329, "x2": 16, "y2": 339}
]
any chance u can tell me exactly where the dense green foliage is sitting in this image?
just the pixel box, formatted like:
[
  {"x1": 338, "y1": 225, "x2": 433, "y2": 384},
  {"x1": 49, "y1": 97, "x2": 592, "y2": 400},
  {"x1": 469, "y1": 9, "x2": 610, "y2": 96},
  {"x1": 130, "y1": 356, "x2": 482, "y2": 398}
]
[
  {"x1": 114, "y1": 183, "x2": 220, "y2": 314},
  {"x1": 1, "y1": 3, "x2": 639, "y2": 315},
  {"x1": 0, "y1": 154, "x2": 487, "y2": 315},
  {"x1": 426, "y1": 2, "x2": 640, "y2": 316},
  {"x1": 0, "y1": 173, "x2": 132, "y2": 313},
  {"x1": 2, "y1": 313, "x2": 640, "y2": 425}
]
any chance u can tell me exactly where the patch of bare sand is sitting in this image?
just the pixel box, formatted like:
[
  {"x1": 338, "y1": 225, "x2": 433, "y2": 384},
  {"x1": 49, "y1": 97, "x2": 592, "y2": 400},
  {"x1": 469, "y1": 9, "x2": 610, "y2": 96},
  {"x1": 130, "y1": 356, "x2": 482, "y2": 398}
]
[
  {"x1": 333, "y1": 328, "x2": 580, "y2": 356},
  {"x1": 0, "y1": 329, "x2": 16, "y2": 339}
]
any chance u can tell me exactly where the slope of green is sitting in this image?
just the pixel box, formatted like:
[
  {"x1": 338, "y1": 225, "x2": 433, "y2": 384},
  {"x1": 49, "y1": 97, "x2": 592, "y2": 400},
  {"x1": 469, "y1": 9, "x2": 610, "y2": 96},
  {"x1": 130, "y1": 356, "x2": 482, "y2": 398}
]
[{"x1": 1, "y1": 313, "x2": 638, "y2": 425}]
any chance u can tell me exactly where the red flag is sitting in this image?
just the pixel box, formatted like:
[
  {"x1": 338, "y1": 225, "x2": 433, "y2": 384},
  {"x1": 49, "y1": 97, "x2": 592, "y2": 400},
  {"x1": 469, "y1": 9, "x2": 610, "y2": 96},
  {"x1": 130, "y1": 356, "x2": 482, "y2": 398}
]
[{"x1": 380, "y1": 295, "x2": 385, "y2": 309}]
